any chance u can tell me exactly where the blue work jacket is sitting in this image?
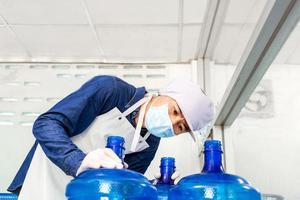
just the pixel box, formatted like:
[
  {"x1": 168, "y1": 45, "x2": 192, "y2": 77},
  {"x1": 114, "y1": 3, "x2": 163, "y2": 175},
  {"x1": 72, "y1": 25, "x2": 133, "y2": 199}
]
[{"x1": 8, "y1": 75, "x2": 160, "y2": 193}]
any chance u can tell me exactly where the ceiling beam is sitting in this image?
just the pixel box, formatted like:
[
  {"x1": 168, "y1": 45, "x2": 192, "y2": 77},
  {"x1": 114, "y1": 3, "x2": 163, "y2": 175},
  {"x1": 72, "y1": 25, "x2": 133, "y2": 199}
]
[
  {"x1": 195, "y1": 0, "x2": 229, "y2": 59},
  {"x1": 215, "y1": 0, "x2": 300, "y2": 126},
  {"x1": 80, "y1": 0, "x2": 107, "y2": 62},
  {"x1": 177, "y1": 0, "x2": 184, "y2": 62}
]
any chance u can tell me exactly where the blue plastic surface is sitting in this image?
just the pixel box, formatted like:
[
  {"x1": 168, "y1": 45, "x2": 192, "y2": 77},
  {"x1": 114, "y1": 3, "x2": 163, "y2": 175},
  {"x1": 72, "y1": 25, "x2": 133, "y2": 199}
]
[
  {"x1": 156, "y1": 157, "x2": 176, "y2": 200},
  {"x1": 169, "y1": 140, "x2": 261, "y2": 200},
  {"x1": 202, "y1": 140, "x2": 223, "y2": 173},
  {"x1": 66, "y1": 136, "x2": 157, "y2": 200},
  {"x1": 0, "y1": 193, "x2": 18, "y2": 200},
  {"x1": 105, "y1": 136, "x2": 125, "y2": 160},
  {"x1": 158, "y1": 157, "x2": 175, "y2": 185},
  {"x1": 66, "y1": 168, "x2": 157, "y2": 200}
]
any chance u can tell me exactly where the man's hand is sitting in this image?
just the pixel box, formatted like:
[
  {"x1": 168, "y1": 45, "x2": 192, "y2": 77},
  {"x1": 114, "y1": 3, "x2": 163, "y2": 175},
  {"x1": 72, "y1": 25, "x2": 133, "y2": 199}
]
[{"x1": 76, "y1": 148, "x2": 124, "y2": 176}]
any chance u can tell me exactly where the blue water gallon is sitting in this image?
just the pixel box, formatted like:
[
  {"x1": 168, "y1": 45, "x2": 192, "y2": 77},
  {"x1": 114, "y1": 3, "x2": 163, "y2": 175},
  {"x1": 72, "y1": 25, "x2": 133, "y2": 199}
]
[
  {"x1": 169, "y1": 140, "x2": 261, "y2": 200},
  {"x1": 156, "y1": 157, "x2": 176, "y2": 200},
  {"x1": 0, "y1": 193, "x2": 18, "y2": 200},
  {"x1": 65, "y1": 136, "x2": 157, "y2": 200}
]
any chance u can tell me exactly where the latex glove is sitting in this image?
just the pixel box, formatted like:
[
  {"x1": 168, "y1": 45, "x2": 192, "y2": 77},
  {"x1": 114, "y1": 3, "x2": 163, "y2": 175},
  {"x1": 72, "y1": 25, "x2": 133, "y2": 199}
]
[
  {"x1": 76, "y1": 148, "x2": 124, "y2": 176},
  {"x1": 154, "y1": 171, "x2": 181, "y2": 185}
]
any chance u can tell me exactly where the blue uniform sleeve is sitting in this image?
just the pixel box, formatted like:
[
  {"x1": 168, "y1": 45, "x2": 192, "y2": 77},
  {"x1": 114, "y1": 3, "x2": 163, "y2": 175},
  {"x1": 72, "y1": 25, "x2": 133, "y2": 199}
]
[{"x1": 32, "y1": 76, "x2": 128, "y2": 177}]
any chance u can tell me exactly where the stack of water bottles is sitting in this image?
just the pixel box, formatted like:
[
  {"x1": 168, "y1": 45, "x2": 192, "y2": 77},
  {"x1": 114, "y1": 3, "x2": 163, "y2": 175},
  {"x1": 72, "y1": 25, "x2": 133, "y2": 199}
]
[{"x1": 66, "y1": 136, "x2": 261, "y2": 200}]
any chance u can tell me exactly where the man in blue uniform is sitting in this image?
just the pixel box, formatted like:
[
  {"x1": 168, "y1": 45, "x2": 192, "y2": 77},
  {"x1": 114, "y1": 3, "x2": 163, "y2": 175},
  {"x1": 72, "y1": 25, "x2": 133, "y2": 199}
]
[{"x1": 8, "y1": 75, "x2": 214, "y2": 199}]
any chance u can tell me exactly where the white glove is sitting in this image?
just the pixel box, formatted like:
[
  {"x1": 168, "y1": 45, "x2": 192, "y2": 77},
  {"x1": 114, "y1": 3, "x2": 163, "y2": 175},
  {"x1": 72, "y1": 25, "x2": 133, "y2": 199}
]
[
  {"x1": 154, "y1": 171, "x2": 181, "y2": 185},
  {"x1": 76, "y1": 148, "x2": 124, "y2": 176}
]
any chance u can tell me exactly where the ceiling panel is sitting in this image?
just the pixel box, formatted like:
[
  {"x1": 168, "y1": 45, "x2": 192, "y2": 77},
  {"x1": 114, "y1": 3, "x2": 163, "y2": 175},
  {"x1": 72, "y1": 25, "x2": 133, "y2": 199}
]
[
  {"x1": 184, "y1": 0, "x2": 207, "y2": 23},
  {"x1": 0, "y1": 0, "x2": 208, "y2": 62},
  {"x1": 0, "y1": 0, "x2": 87, "y2": 24},
  {"x1": 212, "y1": 0, "x2": 269, "y2": 65},
  {"x1": 274, "y1": 25, "x2": 300, "y2": 64},
  {"x1": 227, "y1": 24, "x2": 256, "y2": 64},
  {"x1": 86, "y1": 0, "x2": 178, "y2": 24},
  {"x1": 212, "y1": 25, "x2": 241, "y2": 63},
  {"x1": 11, "y1": 26, "x2": 101, "y2": 59},
  {"x1": 97, "y1": 26, "x2": 177, "y2": 62},
  {"x1": 225, "y1": 0, "x2": 269, "y2": 24},
  {"x1": 182, "y1": 25, "x2": 202, "y2": 61},
  {"x1": 213, "y1": 24, "x2": 258, "y2": 64},
  {"x1": 0, "y1": 27, "x2": 28, "y2": 58}
]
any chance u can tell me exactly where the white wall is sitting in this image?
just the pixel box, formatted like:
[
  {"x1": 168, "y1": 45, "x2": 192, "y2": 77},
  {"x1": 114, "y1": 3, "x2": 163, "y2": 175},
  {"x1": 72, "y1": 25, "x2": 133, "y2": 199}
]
[
  {"x1": 211, "y1": 63, "x2": 300, "y2": 200},
  {"x1": 0, "y1": 62, "x2": 203, "y2": 192}
]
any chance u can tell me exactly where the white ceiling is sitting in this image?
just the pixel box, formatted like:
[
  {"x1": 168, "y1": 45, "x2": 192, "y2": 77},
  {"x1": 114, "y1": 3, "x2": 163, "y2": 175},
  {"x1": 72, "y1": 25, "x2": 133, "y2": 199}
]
[
  {"x1": 0, "y1": 0, "x2": 299, "y2": 64},
  {"x1": 212, "y1": 0, "x2": 269, "y2": 64},
  {"x1": 0, "y1": 0, "x2": 207, "y2": 63},
  {"x1": 212, "y1": 0, "x2": 300, "y2": 65}
]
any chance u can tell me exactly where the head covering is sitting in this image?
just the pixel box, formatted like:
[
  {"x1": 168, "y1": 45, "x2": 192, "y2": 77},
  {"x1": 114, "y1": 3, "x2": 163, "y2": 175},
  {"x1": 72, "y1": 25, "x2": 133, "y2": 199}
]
[{"x1": 159, "y1": 79, "x2": 214, "y2": 141}]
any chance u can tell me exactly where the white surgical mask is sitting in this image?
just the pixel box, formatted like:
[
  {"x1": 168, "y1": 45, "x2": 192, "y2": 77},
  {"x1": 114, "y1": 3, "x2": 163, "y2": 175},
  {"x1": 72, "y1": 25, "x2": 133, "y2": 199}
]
[{"x1": 145, "y1": 104, "x2": 175, "y2": 138}]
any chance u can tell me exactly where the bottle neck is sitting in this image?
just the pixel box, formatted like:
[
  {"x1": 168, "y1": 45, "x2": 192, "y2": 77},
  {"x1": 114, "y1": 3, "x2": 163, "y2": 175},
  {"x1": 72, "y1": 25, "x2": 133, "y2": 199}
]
[
  {"x1": 106, "y1": 136, "x2": 125, "y2": 161},
  {"x1": 202, "y1": 140, "x2": 224, "y2": 173},
  {"x1": 157, "y1": 157, "x2": 175, "y2": 185}
]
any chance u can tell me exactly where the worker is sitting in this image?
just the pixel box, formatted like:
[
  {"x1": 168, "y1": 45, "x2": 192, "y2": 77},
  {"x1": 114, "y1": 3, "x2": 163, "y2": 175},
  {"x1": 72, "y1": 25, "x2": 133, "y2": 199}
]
[{"x1": 7, "y1": 75, "x2": 214, "y2": 199}]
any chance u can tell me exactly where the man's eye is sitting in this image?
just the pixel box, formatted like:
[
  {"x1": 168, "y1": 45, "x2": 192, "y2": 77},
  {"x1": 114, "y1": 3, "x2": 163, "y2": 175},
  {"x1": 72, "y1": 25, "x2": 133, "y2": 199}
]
[
  {"x1": 174, "y1": 109, "x2": 178, "y2": 115},
  {"x1": 179, "y1": 124, "x2": 184, "y2": 131},
  {"x1": 178, "y1": 126, "x2": 183, "y2": 131}
]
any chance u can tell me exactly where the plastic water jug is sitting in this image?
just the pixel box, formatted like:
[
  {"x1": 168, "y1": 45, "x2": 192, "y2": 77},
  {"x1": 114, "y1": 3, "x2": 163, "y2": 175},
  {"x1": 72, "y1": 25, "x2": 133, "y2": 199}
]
[
  {"x1": 0, "y1": 193, "x2": 18, "y2": 200},
  {"x1": 169, "y1": 140, "x2": 261, "y2": 200},
  {"x1": 65, "y1": 136, "x2": 157, "y2": 200},
  {"x1": 155, "y1": 157, "x2": 176, "y2": 200}
]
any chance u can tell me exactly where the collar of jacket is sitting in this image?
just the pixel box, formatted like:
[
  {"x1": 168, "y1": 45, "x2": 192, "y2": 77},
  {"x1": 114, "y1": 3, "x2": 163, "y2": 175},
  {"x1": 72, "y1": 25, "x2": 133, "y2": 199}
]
[{"x1": 124, "y1": 86, "x2": 146, "y2": 109}]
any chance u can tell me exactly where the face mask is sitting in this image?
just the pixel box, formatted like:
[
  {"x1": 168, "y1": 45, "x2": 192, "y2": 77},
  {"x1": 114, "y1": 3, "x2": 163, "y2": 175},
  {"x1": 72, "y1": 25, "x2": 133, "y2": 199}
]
[{"x1": 145, "y1": 104, "x2": 175, "y2": 138}]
